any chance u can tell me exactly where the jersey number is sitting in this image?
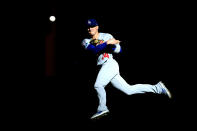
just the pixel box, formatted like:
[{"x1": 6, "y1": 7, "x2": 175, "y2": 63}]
[{"x1": 102, "y1": 53, "x2": 109, "y2": 60}]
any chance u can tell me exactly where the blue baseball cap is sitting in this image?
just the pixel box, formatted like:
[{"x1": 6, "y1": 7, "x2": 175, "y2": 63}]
[{"x1": 86, "y1": 19, "x2": 98, "y2": 27}]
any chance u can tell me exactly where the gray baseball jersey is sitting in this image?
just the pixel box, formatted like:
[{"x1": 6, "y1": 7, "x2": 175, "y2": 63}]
[
  {"x1": 82, "y1": 32, "x2": 120, "y2": 65},
  {"x1": 82, "y1": 32, "x2": 164, "y2": 113}
]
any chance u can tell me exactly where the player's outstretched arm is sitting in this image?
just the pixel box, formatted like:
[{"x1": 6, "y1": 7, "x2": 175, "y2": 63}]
[
  {"x1": 83, "y1": 38, "x2": 121, "y2": 54},
  {"x1": 106, "y1": 38, "x2": 122, "y2": 53},
  {"x1": 106, "y1": 38, "x2": 120, "y2": 45},
  {"x1": 86, "y1": 42, "x2": 108, "y2": 54}
]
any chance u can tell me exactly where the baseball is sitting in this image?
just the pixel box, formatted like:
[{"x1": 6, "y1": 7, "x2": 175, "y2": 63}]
[{"x1": 49, "y1": 16, "x2": 56, "y2": 22}]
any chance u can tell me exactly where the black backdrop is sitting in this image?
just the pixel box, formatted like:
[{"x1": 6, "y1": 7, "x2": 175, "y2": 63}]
[
  {"x1": 4, "y1": 1, "x2": 196, "y2": 130},
  {"x1": 56, "y1": 2, "x2": 194, "y2": 129}
]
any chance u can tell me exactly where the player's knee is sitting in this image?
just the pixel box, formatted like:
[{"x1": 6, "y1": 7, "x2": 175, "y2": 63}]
[{"x1": 94, "y1": 83, "x2": 104, "y2": 89}]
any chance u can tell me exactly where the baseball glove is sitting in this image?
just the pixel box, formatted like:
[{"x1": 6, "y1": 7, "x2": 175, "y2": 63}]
[{"x1": 90, "y1": 39, "x2": 104, "y2": 46}]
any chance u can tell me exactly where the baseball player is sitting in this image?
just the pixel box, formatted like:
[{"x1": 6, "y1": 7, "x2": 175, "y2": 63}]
[{"x1": 82, "y1": 19, "x2": 172, "y2": 120}]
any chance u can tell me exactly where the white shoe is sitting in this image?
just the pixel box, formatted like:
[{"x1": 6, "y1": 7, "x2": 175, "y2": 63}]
[
  {"x1": 158, "y1": 81, "x2": 172, "y2": 99},
  {"x1": 91, "y1": 110, "x2": 109, "y2": 119}
]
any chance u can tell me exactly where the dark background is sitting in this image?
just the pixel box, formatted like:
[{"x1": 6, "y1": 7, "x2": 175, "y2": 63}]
[{"x1": 3, "y1": 1, "x2": 196, "y2": 130}]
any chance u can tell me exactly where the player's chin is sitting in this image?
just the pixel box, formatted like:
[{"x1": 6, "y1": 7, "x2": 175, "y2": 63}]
[{"x1": 89, "y1": 32, "x2": 95, "y2": 36}]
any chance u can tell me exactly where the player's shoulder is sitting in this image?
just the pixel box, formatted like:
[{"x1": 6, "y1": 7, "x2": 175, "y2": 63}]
[
  {"x1": 99, "y1": 32, "x2": 113, "y2": 39},
  {"x1": 82, "y1": 38, "x2": 92, "y2": 49},
  {"x1": 82, "y1": 38, "x2": 91, "y2": 42},
  {"x1": 82, "y1": 37, "x2": 92, "y2": 43},
  {"x1": 100, "y1": 32, "x2": 113, "y2": 37}
]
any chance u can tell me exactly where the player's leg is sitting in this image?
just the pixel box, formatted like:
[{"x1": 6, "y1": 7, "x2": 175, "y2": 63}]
[
  {"x1": 111, "y1": 74, "x2": 171, "y2": 98},
  {"x1": 91, "y1": 59, "x2": 119, "y2": 119},
  {"x1": 91, "y1": 60, "x2": 118, "y2": 119},
  {"x1": 94, "y1": 59, "x2": 119, "y2": 112}
]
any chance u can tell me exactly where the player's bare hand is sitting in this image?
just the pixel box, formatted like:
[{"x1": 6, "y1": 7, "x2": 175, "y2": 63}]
[{"x1": 107, "y1": 39, "x2": 120, "y2": 45}]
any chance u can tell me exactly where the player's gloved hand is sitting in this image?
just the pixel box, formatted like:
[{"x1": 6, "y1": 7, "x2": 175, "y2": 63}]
[
  {"x1": 107, "y1": 38, "x2": 120, "y2": 45},
  {"x1": 90, "y1": 39, "x2": 104, "y2": 46}
]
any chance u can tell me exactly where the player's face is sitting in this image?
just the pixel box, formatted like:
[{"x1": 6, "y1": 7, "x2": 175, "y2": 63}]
[{"x1": 88, "y1": 26, "x2": 98, "y2": 36}]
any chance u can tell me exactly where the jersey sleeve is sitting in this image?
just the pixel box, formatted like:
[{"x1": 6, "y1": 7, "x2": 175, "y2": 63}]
[
  {"x1": 103, "y1": 33, "x2": 122, "y2": 53},
  {"x1": 81, "y1": 39, "x2": 91, "y2": 49},
  {"x1": 81, "y1": 38, "x2": 108, "y2": 54},
  {"x1": 112, "y1": 44, "x2": 122, "y2": 53},
  {"x1": 104, "y1": 33, "x2": 114, "y2": 41}
]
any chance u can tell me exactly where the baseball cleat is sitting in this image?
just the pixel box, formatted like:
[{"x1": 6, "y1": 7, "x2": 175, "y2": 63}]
[
  {"x1": 91, "y1": 110, "x2": 109, "y2": 120},
  {"x1": 158, "y1": 81, "x2": 172, "y2": 99}
]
